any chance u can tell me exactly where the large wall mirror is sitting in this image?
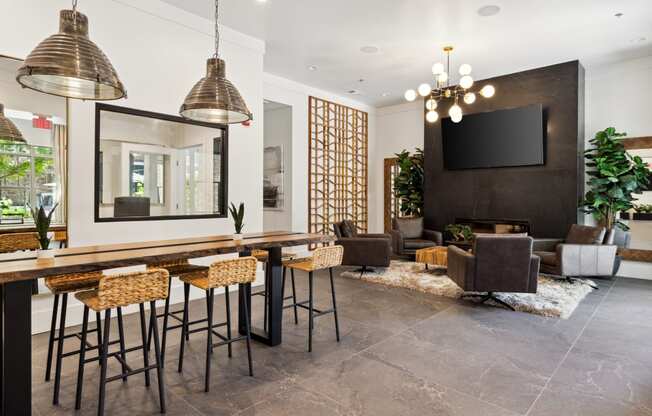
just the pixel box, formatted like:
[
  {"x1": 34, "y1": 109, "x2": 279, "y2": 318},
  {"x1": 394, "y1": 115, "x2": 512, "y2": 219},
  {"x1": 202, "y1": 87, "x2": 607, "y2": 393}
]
[
  {"x1": 95, "y1": 104, "x2": 228, "y2": 222},
  {"x1": 0, "y1": 54, "x2": 67, "y2": 229}
]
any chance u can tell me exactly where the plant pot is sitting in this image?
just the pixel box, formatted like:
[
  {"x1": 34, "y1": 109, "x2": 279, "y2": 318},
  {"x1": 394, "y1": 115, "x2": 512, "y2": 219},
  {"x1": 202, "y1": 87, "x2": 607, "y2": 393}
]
[
  {"x1": 233, "y1": 233, "x2": 244, "y2": 241},
  {"x1": 633, "y1": 213, "x2": 652, "y2": 221}
]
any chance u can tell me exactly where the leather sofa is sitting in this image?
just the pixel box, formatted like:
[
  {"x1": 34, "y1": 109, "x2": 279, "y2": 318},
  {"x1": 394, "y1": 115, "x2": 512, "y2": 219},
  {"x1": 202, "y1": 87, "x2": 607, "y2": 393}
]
[
  {"x1": 448, "y1": 234, "x2": 540, "y2": 310},
  {"x1": 332, "y1": 220, "x2": 392, "y2": 271},
  {"x1": 391, "y1": 217, "x2": 442, "y2": 256},
  {"x1": 533, "y1": 224, "x2": 617, "y2": 288}
]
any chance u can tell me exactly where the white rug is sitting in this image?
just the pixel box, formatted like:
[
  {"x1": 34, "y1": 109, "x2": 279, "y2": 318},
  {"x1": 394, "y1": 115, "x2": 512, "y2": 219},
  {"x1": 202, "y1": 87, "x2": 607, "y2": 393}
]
[{"x1": 341, "y1": 261, "x2": 595, "y2": 319}]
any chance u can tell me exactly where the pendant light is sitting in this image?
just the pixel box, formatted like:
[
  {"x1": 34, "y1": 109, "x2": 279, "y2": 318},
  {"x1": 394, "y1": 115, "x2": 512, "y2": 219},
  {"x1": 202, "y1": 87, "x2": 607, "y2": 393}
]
[
  {"x1": 16, "y1": 0, "x2": 126, "y2": 100},
  {"x1": 180, "y1": 0, "x2": 252, "y2": 124},
  {"x1": 0, "y1": 104, "x2": 25, "y2": 143}
]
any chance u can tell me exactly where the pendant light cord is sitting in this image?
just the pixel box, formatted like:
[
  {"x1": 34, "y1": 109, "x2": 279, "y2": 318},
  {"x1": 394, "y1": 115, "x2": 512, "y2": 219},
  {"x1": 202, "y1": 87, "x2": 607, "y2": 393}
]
[
  {"x1": 214, "y1": 0, "x2": 220, "y2": 58},
  {"x1": 72, "y1": 0, "x2": 78, "y2": 24}
]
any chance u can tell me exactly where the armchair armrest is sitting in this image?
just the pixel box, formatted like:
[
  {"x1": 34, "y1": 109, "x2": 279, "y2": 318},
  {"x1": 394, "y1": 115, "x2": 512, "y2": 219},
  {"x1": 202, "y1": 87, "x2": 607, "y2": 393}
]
[
  {"x1": 533, "y1": 238, "x2": 564, "y2": 252},
  {"x1": 357, "y1": 233, "x2": 392, "y2": 239},
  {"x1": 390, "y1": 229, "x2": 404, "y2": 255},
  {"x1": 423, "y1": 229, "x2": 443, "y2": 246},
  {"x1": 558, "y1": 244, "x2": 617, "y2": 277},
  {"x1": 447, "y1": 245, "x2": 475, "y2": 290}
]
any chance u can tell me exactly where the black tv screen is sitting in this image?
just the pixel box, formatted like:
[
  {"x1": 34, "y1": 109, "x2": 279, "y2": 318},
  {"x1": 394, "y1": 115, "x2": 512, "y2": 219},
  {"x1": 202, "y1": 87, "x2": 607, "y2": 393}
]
[{"x1": 442, "y1": 104, "x2": 545, "y2": 170}]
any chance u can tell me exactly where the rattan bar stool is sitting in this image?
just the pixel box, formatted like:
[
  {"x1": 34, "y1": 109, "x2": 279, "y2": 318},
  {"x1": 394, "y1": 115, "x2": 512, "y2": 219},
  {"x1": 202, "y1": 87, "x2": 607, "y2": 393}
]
[
  {"x1": 178, "y1": 257, "x2": 257, "y2": 392},
  {"x1": 284, "y1": 245, "x2": 343, "y2": 352},
  {"x1": 0, "y1": 232, "x2": 41, "y2": 295},
  {"x1": 74, "y1": 269, "x2": 169, "y2": 416},
  {"x1": 145, "y1": 259, "x2": 210, "y2": 367},
  {"x1": 251, "y1": 249, "x2": 300, "y2": 329}
]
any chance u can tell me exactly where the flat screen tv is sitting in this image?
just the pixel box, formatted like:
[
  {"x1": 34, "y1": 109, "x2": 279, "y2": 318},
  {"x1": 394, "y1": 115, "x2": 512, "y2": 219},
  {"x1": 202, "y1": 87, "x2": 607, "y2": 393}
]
[{"x1": 442, "y1": 104, "x2": 545, "y2": 170}]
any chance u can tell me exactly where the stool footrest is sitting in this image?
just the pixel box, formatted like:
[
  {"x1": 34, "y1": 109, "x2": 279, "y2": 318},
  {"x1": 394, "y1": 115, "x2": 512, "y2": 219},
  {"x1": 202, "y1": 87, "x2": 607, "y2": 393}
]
[
  {"x1": 211, "y1": 335, "x2": 247, "y2": 349},
  {"x1": 296, "y1": 303, "x2": 334, "y2": 317},
  {"x1": 105, "y1": 364, "x2": 159, "y2": 384}
]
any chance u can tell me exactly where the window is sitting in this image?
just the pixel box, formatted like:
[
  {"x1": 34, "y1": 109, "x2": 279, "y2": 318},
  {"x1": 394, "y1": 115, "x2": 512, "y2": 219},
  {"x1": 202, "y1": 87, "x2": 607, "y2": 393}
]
[
  {"x1": 129, "y1": 152, "x2": 166, "y2": 204},
  {"x1": 0, "y1": 139, "x2": 60, "y2": 225}
]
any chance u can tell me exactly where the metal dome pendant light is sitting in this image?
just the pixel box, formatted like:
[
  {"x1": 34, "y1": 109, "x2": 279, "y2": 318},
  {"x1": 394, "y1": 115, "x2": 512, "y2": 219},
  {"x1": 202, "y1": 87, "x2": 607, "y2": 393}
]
[
  {"x1": 180, "y1": 0, "x2": 252, "y2": 124},
  {"x1": 0, "y1": 104, "x2": 26, "y2": 143},
  {"x1": 16, "y1": 0, "x2": 126, "y2": 100}
]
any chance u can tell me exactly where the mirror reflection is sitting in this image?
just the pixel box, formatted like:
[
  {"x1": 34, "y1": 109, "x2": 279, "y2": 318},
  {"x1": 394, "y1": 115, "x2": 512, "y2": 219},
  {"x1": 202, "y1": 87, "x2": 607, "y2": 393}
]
[{"x1": 96, "y1": 105, "x2": 227, "y2": 221}]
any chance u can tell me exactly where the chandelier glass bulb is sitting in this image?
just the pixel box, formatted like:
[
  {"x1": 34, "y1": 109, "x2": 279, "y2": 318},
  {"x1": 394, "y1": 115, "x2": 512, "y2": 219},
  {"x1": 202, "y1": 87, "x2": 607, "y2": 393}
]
[
  {"x1": 480, "y1": 84, "x2": 496, "y2": 98},
  {"x1": 463, "y1": 92, "x2": 476, "y2": 104},
  {"x1": 418, "y1": 83, "x2": 432, "y2": 97},
  {"x1": 425, "y1": 98, "x2": 438, "y2": 111},
  {"x1": 432, "y1": 62, "x2": 445, "y2": 75},
  {"x1": 449, "y1": 103, "x2": 463, "y2": 122},
  {"x1": 459, "y1": 64, "x2": 472, "y2": 76},
  {"x1": 426, "y1": 110, "x2": 439, "y2": 123},
  {"x1": 404, "y1": 89, "x2": 417, "y2": 102},
  {"x1": 459, "y1": 75, "x2": 474, "y2": 89},
  {"x1": 437, "y1": 72, "x2": 448, "y2": 84}
]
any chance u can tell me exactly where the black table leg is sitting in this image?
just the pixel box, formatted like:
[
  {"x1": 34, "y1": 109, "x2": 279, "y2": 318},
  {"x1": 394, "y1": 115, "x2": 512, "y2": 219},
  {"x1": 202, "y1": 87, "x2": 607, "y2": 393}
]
[
  {"x1": 1, "y1": 280, "x2": 33, "y2": 415},
  {"x1": 239, "y1": 247, "x2": 283, "y2": 346}
]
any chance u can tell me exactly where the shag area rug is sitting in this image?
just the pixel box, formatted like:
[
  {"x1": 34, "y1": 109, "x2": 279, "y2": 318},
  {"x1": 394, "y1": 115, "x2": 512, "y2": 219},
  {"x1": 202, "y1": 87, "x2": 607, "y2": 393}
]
[{"x1": 341, "y1": 261, "x2": 595, "y2": 319}]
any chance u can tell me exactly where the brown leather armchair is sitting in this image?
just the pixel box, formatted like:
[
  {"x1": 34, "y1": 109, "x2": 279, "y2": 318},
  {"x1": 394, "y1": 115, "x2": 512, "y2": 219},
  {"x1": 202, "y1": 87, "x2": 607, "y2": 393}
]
[
  {"x1": 391, "y1": 217, "x2": 442, "y2": 256},
  {"x1": 448, "y1": 235, "x2": 540, "y2": 311},
  {"x1": 533, "y1": 224, "x2": 617, "y2": 289},
  {"x1": 333, "y1": 220, "x2": 392, "y2": 273}
]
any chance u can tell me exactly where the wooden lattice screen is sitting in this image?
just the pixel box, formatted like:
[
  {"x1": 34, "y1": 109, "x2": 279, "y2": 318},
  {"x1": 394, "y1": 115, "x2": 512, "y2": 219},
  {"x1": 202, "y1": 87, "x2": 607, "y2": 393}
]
[
  {"x1": 308, "y1": 96, "x2": 368, "y2": 237},
  {"x1": 383, "y1": 157, "x2": 400, "y2": 233}
]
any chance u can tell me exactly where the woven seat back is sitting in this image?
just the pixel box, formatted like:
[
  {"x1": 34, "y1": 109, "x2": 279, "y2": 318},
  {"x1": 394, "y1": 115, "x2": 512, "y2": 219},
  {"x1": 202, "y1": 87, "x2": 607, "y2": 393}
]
[
  {"x1": 312, "y1": 245, "x2": 344, "y2": 270},
  {"x1": 208, "y1": 256, "x2": 257, "y2": 288},
  {"x1": 0, "y1": 232, "x2": 40, "y2": 253},
  {"x1": 97, "y1": 268, "x2": 169, "y2": 309}
]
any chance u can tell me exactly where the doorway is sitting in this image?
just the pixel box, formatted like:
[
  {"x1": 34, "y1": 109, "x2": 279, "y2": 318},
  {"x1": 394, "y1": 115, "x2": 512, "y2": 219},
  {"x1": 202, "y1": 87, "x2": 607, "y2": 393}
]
[{"x1": 263, "y1": 100, "x2": 292, "y2": 232}]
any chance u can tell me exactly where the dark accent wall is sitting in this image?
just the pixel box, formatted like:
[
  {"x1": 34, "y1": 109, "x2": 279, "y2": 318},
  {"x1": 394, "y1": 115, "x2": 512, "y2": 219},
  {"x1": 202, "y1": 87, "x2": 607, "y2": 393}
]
[{"x1": 424, "y1": 61, "x2": 585, "y2": 238}]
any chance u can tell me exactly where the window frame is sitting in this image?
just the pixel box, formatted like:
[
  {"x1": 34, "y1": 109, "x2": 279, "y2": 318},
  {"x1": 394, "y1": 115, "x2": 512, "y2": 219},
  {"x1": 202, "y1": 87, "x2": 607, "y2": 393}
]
[{"x1": 94, "y1": 103, "x2": 229, "y2": 223}]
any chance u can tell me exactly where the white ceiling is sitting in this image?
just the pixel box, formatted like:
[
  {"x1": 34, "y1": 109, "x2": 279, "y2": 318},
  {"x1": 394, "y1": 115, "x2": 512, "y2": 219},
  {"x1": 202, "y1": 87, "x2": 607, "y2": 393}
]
[{"x1": 159, "y1": 0, "x2": 652, "y2": 107}]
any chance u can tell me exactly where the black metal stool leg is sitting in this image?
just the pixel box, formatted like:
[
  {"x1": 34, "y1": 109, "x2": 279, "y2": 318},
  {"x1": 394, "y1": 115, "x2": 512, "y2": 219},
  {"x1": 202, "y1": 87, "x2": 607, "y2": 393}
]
[
  {"x1": 204, "y1": 289, "x2": 214, "y2": 392},
  {"x1": 53, "y1": 292, "x2": 68, "y2": 405},
  {"x1": 224, "y1": 286, "x2": 232, "y2": 358},
  {"x1": 98, "y1": 308, "x2": 112, "y2": 416},
  {"x1": 149, "y1": 301, "x2": 167, "y2": 414},
  {"x1": 178, "y1": 283, "x2": 190, "y2": 373},
  {"x1": 290, "y1": 267, "x2": 299, "y2": 324},
  {"x1": 308, "y1": 271, "x2": 314, "y2": 352},
  {"x1": 241, "y1": 284, "x2": 254, "y2": 377},
  {"x1": 161, "y1": 283, "x2": 171, "y2": 367},
  {"x1": 45, "y1": 293, "x2": 60, "y2": 382},
  {"x1": 329, "y1": 268, "x2": 340, "y2": 342},
  {"x1": 139, "y1": 303, "x2": 151, "y2": 387},
  {"x1": 117, "y1": 307, "x2": 128, "y2": 382},
  {"x1": 74, "y1": 306, "x2": 90, "y2": 410},
  {"x1": 96, "y1": 312, "x2": 102, "y2": 366}
]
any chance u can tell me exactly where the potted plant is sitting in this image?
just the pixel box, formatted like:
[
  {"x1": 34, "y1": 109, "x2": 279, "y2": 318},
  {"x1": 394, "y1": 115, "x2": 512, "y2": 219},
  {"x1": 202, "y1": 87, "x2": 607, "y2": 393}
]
[
  {"x1": 445, "y1": 224, "x2": 474, "y2": 243},
  {"x1": 29, "y1": 203, "x2": 58, "y2": 261},
  {"x1": 633, "y1": 204, "x2": 652, "y2": 221},
  {"x1": 580, "y1": 127, "x2": 650, "y2": 234},
  {"x1": 229, "y1": 202, "x2": 245, "y2": 240},
  {"x1": 393, "y1": 148, "x2": 424, "y2": 217}
]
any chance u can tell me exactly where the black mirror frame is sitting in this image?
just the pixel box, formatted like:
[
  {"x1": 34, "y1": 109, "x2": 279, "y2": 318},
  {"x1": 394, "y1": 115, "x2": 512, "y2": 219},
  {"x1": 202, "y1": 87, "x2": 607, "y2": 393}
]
[{"x1": 94, "y1": 103, "x2": 229, "y2": 222}]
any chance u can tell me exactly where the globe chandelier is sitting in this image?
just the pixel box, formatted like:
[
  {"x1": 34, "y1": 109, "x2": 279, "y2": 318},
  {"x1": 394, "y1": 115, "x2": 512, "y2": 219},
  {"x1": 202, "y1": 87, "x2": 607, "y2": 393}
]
[{"x1": 404, "y1": 46, "x2": 495, "y2": 123}]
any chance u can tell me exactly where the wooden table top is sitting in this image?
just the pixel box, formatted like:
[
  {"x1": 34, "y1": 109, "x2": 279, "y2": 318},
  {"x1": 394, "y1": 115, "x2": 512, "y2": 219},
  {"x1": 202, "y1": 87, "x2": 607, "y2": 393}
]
[{"x1": 0, "y1": 231, "x2": 334, "y2": 284}]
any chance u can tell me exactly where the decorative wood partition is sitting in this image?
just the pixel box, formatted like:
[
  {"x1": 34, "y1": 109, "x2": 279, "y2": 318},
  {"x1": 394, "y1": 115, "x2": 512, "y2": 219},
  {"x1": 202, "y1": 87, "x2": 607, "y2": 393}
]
[
  {"x1": 308, "y1": 96, "x2": 368, "y2": 237},
  {"x1": 383, "y1": 157, "x2": 399, "y2": 233}
]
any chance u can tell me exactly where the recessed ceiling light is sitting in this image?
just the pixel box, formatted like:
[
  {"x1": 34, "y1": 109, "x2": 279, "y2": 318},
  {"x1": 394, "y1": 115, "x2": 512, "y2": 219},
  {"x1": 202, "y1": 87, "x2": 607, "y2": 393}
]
[
  {"x1": 614, "y1": 12, "x2": 624, "y2": 18},
  {"x1": 360, "y1": 45, "x2": 380, "y2": 54},
  {"x1": 477, "y1": 5, "x2": 501, "y2": 17},
  {"x1": 256, "y1": 0, "x2": 267, "y2": 3},
  {"x1": 348, "y1": 89, "x2": 361, "y2": 95},
  {"x1": 307, "y1": 65, "x2": 318, "y2": 71}
]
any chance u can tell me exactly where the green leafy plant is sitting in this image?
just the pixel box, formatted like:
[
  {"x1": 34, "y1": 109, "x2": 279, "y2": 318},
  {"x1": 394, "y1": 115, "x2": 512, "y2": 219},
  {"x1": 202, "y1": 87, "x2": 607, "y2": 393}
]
[
  {"x1": 28, "y1": 203, "x2": 58, "y2": 250},
  {"x1": 0, "y1": 197, "x2": 12, "y2": 211},
  {"x1": 229, "y1": 202, "x2": 245, "y2": 234},
  {"x1": 393, "y1": 148, "x2": 424, "y2": 217},
  {"x1": 634, "y1": 204, "x2": 652, "y2": 214},
  {"x1": 445, "y1": 224, "x2": 474, "y2": 242},
  {"x1": 580, "y1": 128, "x2": 651, "y2": 230}
]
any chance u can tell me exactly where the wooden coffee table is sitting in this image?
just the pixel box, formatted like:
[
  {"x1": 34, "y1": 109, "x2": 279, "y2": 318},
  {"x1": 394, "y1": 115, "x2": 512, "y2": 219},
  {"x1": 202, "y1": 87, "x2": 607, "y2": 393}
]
[{"x1": 415, "y1": 246, "x2": 448, "y2": 269}]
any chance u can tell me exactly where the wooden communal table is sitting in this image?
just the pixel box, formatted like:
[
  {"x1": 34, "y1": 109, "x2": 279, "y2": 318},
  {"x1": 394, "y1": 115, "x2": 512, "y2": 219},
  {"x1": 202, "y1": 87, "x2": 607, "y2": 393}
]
[{"x1": 0, "y1": 231, "x2": 334, "y2": 416}]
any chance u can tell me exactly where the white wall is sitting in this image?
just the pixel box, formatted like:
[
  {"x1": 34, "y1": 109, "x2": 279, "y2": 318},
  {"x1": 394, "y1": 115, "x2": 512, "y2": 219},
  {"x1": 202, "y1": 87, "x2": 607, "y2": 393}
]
[
  {"x1": 1, "y1": 0, "x2": 266, "y2": 333},
  {"x1": 262, "y1": 73, "x2": 376, "y2": 234},
  {"x1": 263, "y1": 105, "x2": 293, "y2": 232}
]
